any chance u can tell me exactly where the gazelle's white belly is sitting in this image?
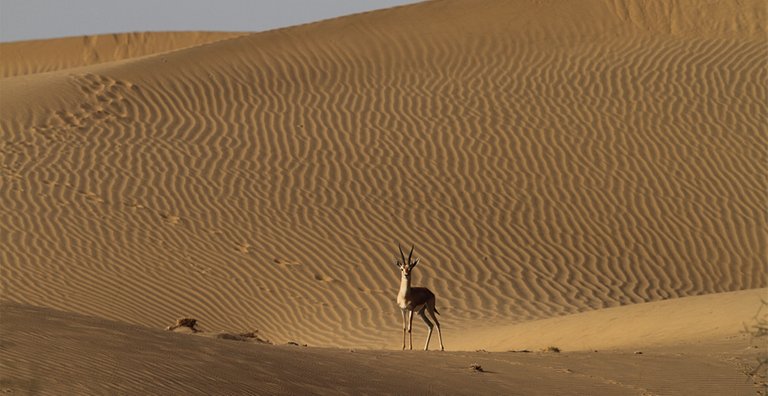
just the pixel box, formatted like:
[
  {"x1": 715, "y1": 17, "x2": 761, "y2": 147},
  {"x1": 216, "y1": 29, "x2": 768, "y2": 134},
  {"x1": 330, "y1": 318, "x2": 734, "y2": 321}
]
[{"x1": 397, "y1": 293, "x2": 425, "y2": 311}]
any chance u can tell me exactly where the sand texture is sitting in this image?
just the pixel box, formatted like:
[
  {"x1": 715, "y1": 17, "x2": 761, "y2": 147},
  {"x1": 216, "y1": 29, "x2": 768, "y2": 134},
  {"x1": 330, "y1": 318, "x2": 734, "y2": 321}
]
[{"x1": 1, "y1": 0, "x2": 766, "y2": 394}]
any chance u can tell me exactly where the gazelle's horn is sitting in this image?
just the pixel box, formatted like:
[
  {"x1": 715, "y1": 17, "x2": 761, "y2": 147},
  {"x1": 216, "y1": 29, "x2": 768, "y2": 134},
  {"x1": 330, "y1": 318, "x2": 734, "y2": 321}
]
[
  {"x1": 399, "y1": 244, "x2": 406, "y2": 266},
  {"x1": 408, "y1": 245, "x2": 414, "y2": 265}
]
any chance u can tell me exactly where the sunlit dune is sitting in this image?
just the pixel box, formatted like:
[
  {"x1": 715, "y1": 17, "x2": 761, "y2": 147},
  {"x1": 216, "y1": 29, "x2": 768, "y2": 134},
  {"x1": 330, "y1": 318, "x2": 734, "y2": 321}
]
[{"x1": 1, "y1": 0, "x2": 765, "y2": 394}]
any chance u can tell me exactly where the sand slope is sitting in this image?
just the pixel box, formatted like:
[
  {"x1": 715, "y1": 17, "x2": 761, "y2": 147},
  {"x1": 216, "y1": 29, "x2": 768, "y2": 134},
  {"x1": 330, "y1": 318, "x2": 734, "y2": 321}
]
[
  {"x1": 2, "y1": 303, "x2": 762, "y2": 396},
  {"x1": 455, "y1": 288, "x2": 768, "y2": 351},
  {"x1": 1, "y1": 0, "x2": 766, "y2": 353}
]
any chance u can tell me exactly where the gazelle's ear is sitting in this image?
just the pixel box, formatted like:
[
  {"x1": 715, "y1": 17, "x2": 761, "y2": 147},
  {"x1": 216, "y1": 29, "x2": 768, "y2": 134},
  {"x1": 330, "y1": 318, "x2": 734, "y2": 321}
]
[{"x1": 410, "y1": 258, "x2": 420, "y2": 268}]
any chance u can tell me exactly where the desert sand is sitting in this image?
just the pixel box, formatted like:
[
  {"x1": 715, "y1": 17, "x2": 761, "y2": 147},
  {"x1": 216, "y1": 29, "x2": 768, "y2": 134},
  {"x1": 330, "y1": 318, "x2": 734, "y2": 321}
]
[{"x1": 1, "y1": 0, "x2": 766, "y2": 394}]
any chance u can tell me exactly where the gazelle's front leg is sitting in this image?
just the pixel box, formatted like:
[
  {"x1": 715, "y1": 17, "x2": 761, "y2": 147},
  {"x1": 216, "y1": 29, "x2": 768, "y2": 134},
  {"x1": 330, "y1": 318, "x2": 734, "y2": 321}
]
[
  {"x1": 407, "y1": 309, "x2": 414, "y2": 350},
  {"x1": 401, "y1": 309, "x2": 407, "y2": 350}
]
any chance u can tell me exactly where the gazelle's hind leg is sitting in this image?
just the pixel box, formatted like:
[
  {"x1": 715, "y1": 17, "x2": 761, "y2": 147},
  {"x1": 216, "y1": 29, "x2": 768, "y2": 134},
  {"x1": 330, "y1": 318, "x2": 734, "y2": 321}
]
[
  {"x1": 418, "y1": 307, "x2": 434, "y2": 350},
  {"x1": 426, "y1": 299, "x2": 444, "y2": 351}
]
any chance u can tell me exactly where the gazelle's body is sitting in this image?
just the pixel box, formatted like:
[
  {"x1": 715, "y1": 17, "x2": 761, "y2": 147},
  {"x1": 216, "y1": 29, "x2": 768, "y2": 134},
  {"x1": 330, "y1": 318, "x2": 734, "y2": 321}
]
[{"x1": 396, "y1": 245, "x2": 444, "y2": 351}]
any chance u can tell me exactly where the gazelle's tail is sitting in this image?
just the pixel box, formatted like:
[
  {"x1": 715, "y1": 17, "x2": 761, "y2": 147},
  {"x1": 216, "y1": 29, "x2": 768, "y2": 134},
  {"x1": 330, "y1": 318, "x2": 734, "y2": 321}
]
[{"x1": 434, "y1": 307, "x2": 440, "y2": 315}]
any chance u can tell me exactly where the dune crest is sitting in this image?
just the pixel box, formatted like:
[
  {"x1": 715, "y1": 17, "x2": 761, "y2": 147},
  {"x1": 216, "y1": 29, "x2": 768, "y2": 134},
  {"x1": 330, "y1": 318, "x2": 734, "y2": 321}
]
[
  {"x1": 1, "y1": 0, "x2": 765, "y2": 350},
  {"x1": 0, "y1": 31, "x2": 246, "y2": 78}
]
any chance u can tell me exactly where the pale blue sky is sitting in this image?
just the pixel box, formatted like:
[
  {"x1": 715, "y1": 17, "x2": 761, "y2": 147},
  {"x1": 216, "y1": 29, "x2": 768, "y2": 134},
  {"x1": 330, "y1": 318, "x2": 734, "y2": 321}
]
[{"x1": 0, "y1": 0, "x2": 421, "y2": 42}]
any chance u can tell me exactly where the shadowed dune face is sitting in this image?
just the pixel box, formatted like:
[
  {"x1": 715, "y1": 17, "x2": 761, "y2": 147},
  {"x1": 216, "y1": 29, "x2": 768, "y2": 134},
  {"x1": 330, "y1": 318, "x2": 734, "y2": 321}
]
[
  {"x1": 2, "y1": 303, "x2": 760, "y2": 395},
  {"x1": 0, "y1": 0, "x2": 766, "y2": 349}
]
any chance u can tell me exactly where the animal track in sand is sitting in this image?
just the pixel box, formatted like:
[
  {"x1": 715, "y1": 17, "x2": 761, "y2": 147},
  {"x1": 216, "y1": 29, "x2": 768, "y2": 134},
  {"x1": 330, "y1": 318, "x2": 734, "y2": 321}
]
[
  {"x1": 273, "y1": 258, "x2": 301, "y2": 267},
  {"x1": 124, "y1": 200, "x2": 146, "y2": 210},
  {"x1": 38, "y1": 74, "x2": 135, "y2": 138},
  {"x1": 161, "y1": 213, "x2": 181, "y2": 225},
  {"x1": 72, "y1": 73, "x2": 135, "y2": 120},
  {"x1": 3, "y1": 73, "x2": 140, "y2": 185},
  {"x1": 313, "y1": 274, "x2": 335, "y2": 283},
  {"x1": 77, "y1": 190, "x2": 104, "y2": 203},
  {"x1": 356, "y1": 287, "x2": 385, "y2": 295}
]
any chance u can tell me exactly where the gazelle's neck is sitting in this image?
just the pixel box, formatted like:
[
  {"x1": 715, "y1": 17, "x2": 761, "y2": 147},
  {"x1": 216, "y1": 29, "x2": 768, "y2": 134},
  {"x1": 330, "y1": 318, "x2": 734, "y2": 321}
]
[{"x1": 398, "y1": 274, "x2": 411, "y2": 297}]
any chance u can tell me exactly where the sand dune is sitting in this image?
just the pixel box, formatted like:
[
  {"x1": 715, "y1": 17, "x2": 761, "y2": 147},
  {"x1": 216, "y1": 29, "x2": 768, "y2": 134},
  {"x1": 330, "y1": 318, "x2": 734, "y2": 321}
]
[
  {"x1": 1, "y1": 0, "x2": 765, "y2": 360},
  {"x1": 0, "y1": 31, "x2": 245, "y2": 78},
  {"x1": 454, "y1": 288, "x2": 768, "y2": 352},
  {"x1": 2, "y1": 302, "x2": 762, "y2": 395}
]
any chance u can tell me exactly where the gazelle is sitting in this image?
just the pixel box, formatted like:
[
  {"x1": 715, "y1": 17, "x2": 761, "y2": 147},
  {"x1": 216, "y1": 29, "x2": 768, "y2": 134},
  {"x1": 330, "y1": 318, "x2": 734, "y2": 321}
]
[{"x1": 395, "y1": 245, "x2": 444, "y2": 351}]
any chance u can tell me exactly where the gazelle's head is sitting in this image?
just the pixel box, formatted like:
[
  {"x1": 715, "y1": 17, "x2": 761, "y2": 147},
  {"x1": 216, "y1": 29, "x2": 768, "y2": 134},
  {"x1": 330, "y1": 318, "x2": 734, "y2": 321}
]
[{"x1": 396, "y1": 244, "x2": 420, "y2": 279}]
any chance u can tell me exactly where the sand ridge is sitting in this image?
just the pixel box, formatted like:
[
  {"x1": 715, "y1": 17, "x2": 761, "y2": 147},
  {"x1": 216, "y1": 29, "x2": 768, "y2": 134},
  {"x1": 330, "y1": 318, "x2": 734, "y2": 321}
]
[
  {"x1": 0, "y1": 31, "x2": 247, "y2": 78},
  {"x1": 1, "y1": 0, "x2": 766, "y2": 353}
]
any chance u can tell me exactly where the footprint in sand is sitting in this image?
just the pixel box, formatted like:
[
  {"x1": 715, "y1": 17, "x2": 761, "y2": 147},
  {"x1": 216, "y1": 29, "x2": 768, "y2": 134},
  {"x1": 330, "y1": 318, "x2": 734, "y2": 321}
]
[
  {"x1": 124, "y1": 200, "x2": 145, "y2": 210},
  {"x1": 78, "y1": 190, "x2": 104, "y2": 203},
  {"x1": 357, "y1": 287, "x2": 383, "y2": 295},
  {"x1": 313, "y1": 274, "x2": 335, "y2": 283},
  {"x1": 273, "y1": 258, "x2": 301, "y2": 266},
  {"x1": 161, "y1": 213, "x2": 181, "y2": 225}
]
